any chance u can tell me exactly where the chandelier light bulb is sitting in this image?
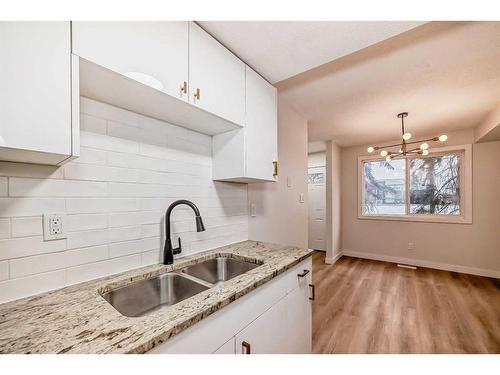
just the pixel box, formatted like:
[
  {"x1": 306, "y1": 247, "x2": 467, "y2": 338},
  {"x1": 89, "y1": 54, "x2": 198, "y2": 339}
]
[
  {"x1": 367, "y1": 146, "x2": 374, "y2": 153},
  {"x1": 385, "y1": 155, "x2": 392, "y2": 162},
  {"x1": 438, "y1": 134, "x2": 448, "y2": 142},
  {"x1": 420, "y1": 143, "x2": 429, "y2": 150},
  {"x1": 422, "y1": 149, "x2": 429, "y2": 156},
  {"x1": 399, "y1": 148, "x2": 403, "y2": 153},
  {"x1": 380, "y1": 150, "x2": 388, "y2": 157},
  {"x1": 402, "y1": 132, "x2": 412, "y2": 141}
]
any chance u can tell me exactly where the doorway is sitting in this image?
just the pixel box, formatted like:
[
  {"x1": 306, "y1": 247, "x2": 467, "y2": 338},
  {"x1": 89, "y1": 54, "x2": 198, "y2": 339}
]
[{"x1": 308, "y1": 152, "x2": 326, "y2": 251}]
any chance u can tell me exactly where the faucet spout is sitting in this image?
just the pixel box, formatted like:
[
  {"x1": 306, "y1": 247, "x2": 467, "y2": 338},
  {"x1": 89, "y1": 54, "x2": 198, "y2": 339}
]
[{"x1": 163, "y1": 200, "x2": 205, "y2": 265}]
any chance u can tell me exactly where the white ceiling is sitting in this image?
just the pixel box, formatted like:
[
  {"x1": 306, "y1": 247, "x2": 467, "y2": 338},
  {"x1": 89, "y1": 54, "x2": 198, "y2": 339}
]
[
  {"x1": 198, "y1": 21, "x2": 425, "y2": 83},
  {"x1": 277, "y1": 22, "x2": 500, "y2": 146}
]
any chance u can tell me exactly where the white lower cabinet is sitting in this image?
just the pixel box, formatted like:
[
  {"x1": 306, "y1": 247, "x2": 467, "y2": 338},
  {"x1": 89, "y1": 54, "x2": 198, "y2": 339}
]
[
  {"x1": 213, "y1": 338, "x2": 236, "y2": 354},
  {"x1": 148, "y1": 257, "x2": 313, "y2": 354}
]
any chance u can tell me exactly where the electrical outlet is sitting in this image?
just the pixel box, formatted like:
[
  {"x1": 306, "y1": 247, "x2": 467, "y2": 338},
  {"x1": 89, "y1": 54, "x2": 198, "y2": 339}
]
[
  {"x1": 43, "y1": 213, "x2": 67, "y2": 241},
  {"x1": 408, "y1": 242, "x2": 415, "y2": 251}
]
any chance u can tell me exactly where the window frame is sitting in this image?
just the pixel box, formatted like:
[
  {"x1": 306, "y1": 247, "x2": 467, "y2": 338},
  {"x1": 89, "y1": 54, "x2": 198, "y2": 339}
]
[{"x1": 357, "y1": 144, "x2": 472, "y2": 224}]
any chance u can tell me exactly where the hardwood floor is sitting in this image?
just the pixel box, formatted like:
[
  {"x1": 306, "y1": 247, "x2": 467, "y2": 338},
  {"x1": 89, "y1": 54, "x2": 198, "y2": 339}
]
[{"x1": 311, "y1": 251, "x2": 500, "y2": 353}]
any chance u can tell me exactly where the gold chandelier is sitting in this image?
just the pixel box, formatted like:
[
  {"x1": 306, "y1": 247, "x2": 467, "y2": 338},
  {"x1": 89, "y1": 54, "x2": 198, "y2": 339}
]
[{"x1": 367, "y1": 112, "x2": 448, "y2": 161}]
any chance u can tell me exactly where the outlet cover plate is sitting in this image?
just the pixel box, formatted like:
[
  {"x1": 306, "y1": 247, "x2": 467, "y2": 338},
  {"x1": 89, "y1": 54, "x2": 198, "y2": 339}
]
[{"x1": 43, "y1": 213, "x2": 67, "y2": 241}]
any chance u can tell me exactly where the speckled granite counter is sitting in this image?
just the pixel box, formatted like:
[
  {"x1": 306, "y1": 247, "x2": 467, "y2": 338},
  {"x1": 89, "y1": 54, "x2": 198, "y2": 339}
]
[{"x1": 0, "y1": 241, "x2": 311, "y2": 354}]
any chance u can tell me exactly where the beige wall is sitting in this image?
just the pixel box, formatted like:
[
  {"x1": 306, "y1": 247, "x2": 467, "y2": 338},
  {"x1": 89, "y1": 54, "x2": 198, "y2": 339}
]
[
  {"x1": 341, "y1": 128, "x2": 500, "y2": 276},
  {"x1": 325, "y1": 141, "x2": 342, "y2": 263},
  {"x1": 248, "y1": 98, "x2": 308, "y2": 248}
]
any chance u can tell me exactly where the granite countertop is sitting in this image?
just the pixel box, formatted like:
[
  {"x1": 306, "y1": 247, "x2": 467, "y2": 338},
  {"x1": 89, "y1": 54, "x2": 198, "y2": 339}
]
[{"x1": 0, "y1": 240, "x2": 311, "y2": 354}]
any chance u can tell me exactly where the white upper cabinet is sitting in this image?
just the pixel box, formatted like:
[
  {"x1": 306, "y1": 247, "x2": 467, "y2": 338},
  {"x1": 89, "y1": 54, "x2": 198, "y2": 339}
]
[
  {"x1": 212, "y1": 66, "x2": 277, "y2": 183},
  {"x1": 72, "y1": 21, "x2": 189, "y2": 101},
  {"x1": 245, "y1": 67, "x2": 278, "y2": 181},
  {"x1": 0, "y1": 21, "x2": 78, "y2": 165},
  {"x1": 189, "y1": 22, "x2": 246, "y2": 127}
]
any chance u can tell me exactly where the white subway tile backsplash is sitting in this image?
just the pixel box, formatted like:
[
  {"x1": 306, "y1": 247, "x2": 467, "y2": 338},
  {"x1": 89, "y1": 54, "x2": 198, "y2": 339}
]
[
  {"x1": 0, "y1": 269, "x2": 67, "y2": 303},
  {"x1": 0, "y1": 236, "x2": 66, "y2": 261},
  {"x1": 109, "y1": 237, "x2": 159, "y2": 258},
  {"x1": 0, "y1": 98, "x2": 248, "y2": 303},
  {"x1": 66, "y1": 229, "x2": 108, "y2": 250},
  {"x1": 0, "y1": 162, "x2": 63, "y2": 179},
  {"x1": 11, "y1": 216, "x2": 42, "y2": 237},
  {"x1": 0, "y1": 177, "x2": 7, "y2": 196},
  {"x1": 66, "y1": 254, "x2": 141, "y2": 285},
  {"x1": 67, "y1": 213, "x2": 108, "y2": 232},
  {"x1": 0, "y1": 260, "x2": 8, "y2": 281},
  {"x1": 74, "y1": 147, "x2": 107, "y2": 165},
  {"x1": 108, "y1": 226, "x2": 141, "y2": 243},
  {"x1": 9, "y1": 245, "x2": 108, "y2": 278},
  {"x1": 9, "y1": 178, "x2": 107, "y2": 197},
  {"x1": 0, "y1": 219, "x2": 10, "y2": 239},
  {"x1": 0, "y1": 198, "x2": 66, "y2": 217},
  {"x1": 80, "y1": 113, "x2": 107, "y2": 135}
]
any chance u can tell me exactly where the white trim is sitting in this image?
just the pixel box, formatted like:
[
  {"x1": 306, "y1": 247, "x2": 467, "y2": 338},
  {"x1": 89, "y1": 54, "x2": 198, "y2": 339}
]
[
  {"x1": 358, "y1": 144, "x2": 473, "y2": 224},
  {"x1": 342, "y1": 249, "x2": 500, "y2": 279},
  {"x1": 325, "y1": 251, "x2": 343, "y2": 265}
]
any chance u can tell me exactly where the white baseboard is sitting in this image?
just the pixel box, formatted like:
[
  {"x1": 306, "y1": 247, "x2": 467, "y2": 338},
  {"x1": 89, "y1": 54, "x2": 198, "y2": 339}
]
[
  {"x1": 342, "y1": 249, "x2": 500, "y2": 279},
  {"x1": 325, "y1": 251, "x2": 343, "y2": 265}
]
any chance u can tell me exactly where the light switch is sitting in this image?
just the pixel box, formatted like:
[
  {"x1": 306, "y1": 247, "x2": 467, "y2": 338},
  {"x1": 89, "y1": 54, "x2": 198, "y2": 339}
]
[
  {"x1": 299, "y1": 193, "x2": 305, "y2": 203},
  {"x1": 287, "y1": 176, "x2": 292, "y2": 188},
  {"x1": 250, "y1": 203, "x2": 257, "y2": 217}
]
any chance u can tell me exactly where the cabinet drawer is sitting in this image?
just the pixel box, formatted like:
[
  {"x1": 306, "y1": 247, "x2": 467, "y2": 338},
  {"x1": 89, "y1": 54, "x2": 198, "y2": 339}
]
[{"x1": 286, "y1": 257, "x2": 313, "y2": 294}]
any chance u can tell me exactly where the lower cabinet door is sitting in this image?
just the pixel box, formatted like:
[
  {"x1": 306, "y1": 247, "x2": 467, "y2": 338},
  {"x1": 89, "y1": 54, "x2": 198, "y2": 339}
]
[
  {"x1": 212, "y1": 337, "x2": 236, "y2": 354},
  {"x1": 286, "y1": 284, "x2": 312, "y2": 353},
  {"x1": 235, "y1": 296, "x2": 289, "y2": 354}
]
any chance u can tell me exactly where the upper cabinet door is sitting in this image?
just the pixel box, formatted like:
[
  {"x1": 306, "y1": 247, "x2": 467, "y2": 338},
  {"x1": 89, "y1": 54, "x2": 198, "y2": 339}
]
[
  {"x1": 245, "y1": 67, "x2": 278, "y2": 181},
  {"x1": 72, "y1": 21, "x2": 189, "y2": 102},
  {"x1": 0, "y1": 21, "x2": 73, "y2": 160},
  {"x1": 189, "y1": 22, "x2": 246, "y2": 126}
]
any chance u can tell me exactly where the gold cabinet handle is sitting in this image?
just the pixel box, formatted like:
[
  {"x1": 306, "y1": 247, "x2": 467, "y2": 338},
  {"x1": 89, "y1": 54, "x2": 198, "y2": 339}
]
[
  {"x1": 309, "y1": 284, "x2": 315, "y2": 301},
  {"x1": 242, "y1": 341, "x2": 251, "y2": 354},
  {"x1": 180, "y1": 81, "x2": 187, "y2": 94},
  {"x1": 297, "y1": 269, "x2": 310, "y2": 278},
  {"x1": 194, "y1": 88, "x2": 201, "y2": 100},
  {"x1": 273, "y1": 160, "x2": 278, "y2": 177}
]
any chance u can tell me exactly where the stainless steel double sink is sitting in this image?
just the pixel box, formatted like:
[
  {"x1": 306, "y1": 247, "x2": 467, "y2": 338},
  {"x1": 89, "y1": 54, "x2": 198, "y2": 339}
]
[{"x1": 101, "y1": 256, "x2": 261, "y2": 317}]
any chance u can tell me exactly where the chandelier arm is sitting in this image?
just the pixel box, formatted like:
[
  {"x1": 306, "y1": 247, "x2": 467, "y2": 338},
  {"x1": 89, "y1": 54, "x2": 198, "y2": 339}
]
[
  {"x1": 373, "y1": 142, "x2": 405, "y2": 150},
  {"x1": 403, "y1": 137, "x2": 440, "y2": 146}
]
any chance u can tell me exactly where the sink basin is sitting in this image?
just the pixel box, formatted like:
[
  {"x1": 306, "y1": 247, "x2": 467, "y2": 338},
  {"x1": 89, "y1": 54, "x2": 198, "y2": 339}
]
[
  {"x1": 181, "y1": 256, "x2": 260, "y2": 285},
  {"x1": 101, "y1": 273, "x2": 209, "y2": 317}
]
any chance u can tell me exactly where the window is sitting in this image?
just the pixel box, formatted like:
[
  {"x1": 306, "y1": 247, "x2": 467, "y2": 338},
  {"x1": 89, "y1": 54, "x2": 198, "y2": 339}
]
[
  {"x1": 308, "y1": 172, "x2": 325, "y2": 184},
  {"x1": 359, "y1": 145, "x2": 472, "y2": 223}
]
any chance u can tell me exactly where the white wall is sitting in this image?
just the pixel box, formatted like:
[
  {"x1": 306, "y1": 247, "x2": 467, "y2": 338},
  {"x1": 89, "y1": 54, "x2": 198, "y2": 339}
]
[
  {"x1": 248, "y1": 98, "x2": 308, "y2": 248},
  {"x1": 341, "y1": 128, "x2": 500, "y2": 276},
  {"x1": 0, "y1": 97, "x2": 248, "y2": 303},
  {"x1": 325, "y1": 141, "x2": 342, "y2": 263}
]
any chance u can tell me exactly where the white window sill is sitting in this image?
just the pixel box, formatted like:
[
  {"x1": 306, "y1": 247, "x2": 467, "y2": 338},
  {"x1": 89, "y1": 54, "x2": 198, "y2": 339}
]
[{"x1": 358, "y1": 214, "x2": 472, "y2": 224}]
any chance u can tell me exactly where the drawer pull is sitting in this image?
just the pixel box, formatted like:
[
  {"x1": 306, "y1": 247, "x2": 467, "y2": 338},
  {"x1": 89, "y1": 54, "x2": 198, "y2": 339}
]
[
  {"x1": 194, "y1": 87, "x2": 201, "y2": 100},
  {"x1": 309, "y1": 284, "x2": 315, "y2": 301},
  {"x1": 242, "y1": 341, "x2": 251, "y2": 354},
  {"x1": 180, "y1": 81, "x2": 187, "y2": 94},
  {"x1": 273, "y1": 160, "x2": 278, "y2": 177},
  {"x1": 297, "y1": 269, "x2": 310, "y2": 278}
]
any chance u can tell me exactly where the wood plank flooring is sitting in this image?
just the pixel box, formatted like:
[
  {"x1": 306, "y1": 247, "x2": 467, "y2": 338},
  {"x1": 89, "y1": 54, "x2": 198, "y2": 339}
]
[{"x1": 311, "y1": 251, "x2": 500, "y2": 353}]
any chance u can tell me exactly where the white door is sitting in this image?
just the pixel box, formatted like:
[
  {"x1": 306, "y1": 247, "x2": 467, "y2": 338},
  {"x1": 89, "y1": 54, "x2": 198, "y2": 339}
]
[
  {"x1": 308, "y1": 166, "x2": 326, "y2": 250},
  {"x1": 189, "y1": 22, "x2": 246, "y2": 126},
  {"x1": 0, "y1": 21, "x2": 72, "y2": 156},
  {"x1": 72, "y1": 21, "x2": 189, "y2": 101},
  {"x1": 245, "y1": 66, "x2": 278, "y2": 181},
  {"x1": 235, "y1": 296, "x2": 288, "y2": 354},
  {"x1": 286, "y1": 271, "x2": 313, "y2": 353}
]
